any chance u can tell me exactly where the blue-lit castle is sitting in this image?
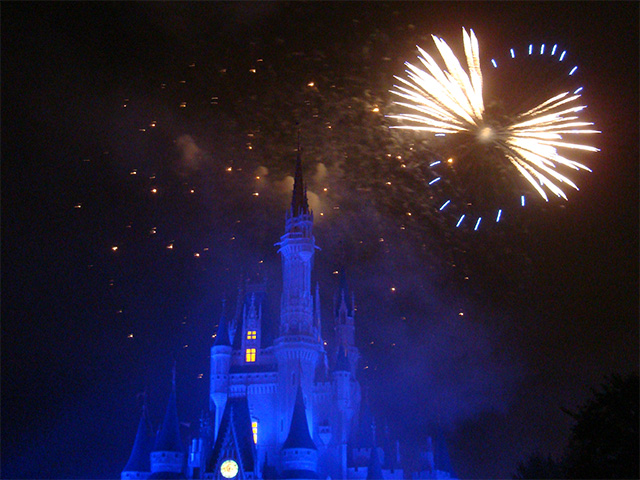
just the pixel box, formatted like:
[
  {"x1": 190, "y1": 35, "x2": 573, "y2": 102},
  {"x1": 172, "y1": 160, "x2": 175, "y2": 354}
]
[{"x1": 122, "y1": 153, "x2": 453, "y2": 480}]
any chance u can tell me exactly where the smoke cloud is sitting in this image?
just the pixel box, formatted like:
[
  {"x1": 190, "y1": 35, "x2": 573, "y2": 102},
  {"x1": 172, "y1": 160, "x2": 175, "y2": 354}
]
[{"x1": 175, "y1": 134, "x2": 207, "y2": 170}]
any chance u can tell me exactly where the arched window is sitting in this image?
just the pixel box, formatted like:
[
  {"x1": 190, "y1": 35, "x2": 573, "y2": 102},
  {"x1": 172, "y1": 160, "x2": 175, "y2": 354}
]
[
  {"x1": 246, "y1": 348, "x2": 256, "y2": 362},
  {"x1": 251, "y1": 419, "x2": 258, "y2": 444}
]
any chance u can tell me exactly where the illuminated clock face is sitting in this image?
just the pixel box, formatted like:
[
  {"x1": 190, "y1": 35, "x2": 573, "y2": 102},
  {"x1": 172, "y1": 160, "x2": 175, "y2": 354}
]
[{"x1": 220, "y1": 459, "x2": 239, "y2": 479}]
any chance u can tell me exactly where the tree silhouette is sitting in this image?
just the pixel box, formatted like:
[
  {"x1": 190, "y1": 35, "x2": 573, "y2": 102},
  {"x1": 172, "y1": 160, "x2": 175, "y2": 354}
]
[
  {"x1": 563, "y1": 373, "x2": 639, "y2": 479},
  {"x1": 513, "y1": 451, "x2": 564, "y2": 479}
]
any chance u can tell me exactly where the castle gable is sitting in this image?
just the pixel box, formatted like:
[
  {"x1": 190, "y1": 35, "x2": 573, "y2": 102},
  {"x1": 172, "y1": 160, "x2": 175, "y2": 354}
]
[{"x1": 206, "y1": 397, "x2": 256, "y2": 479}]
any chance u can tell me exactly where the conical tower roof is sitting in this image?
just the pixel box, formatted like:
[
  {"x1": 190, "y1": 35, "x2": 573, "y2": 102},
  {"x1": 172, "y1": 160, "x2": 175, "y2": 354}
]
[
  {"x1": 123, "y1": 404, "x2": 153, "y2": 473},
  {"x1": 282, "y1": 384, "x2": 317, "y2": 451},
  {"x1": 213, "y1": 309, "x2": 231, "y2": 347},
  {"x1": 153, "y1": 374, "x2": 183, "y2": 453},
  {"x1": 335, "y1": 268, "x2": 353, "y2": 317},
  {"x1": 290, "y1": 150, "x2": 309, "y2": 217}
]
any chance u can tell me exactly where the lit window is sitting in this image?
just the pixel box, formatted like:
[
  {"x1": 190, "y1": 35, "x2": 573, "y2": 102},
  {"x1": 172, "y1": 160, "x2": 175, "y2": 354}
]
[
  {"x1": 246, "y1": 348, "x2": 256, "y2": 363},
  {"x1": 247, "y1": 330, "x2": 256, "y2": 340},
  {"x1": 252, "y1": 421, "x2": 258, "y2": 444}
]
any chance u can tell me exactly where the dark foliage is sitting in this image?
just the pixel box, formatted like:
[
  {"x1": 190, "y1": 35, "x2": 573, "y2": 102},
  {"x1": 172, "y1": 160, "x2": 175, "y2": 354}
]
[
  {"x1": 513, "y1": 452, "x2": 564, "y2": 479},
  {"x1": 563, "y1": 373, "x2": 639, "y2": 479},
  {"x1": 513, "y1": 373, "x2": 639, "y2": 480}
]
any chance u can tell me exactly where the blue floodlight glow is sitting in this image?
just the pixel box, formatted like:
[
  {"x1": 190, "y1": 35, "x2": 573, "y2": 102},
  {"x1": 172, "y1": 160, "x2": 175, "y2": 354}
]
[
  {"x1": 559, "y1": 50, "x2": 566, "y2": 61},
  {"x1": 574, "y1": 87, "x2": 583, "y2": 94},
  {"x1": 510, "y1": 48, "x2": 515, "y2": 58},
  {"x1": 569, "y1": 66, "x2": 578, "y2": 76},
  {"x1": 429, "y1": 160, "x2": 441, "y2": 166},
  {"x1": 456, "y1": 215, "x2": 465, "y2": 227},
  {"x1": 540, "y1": 44, "x2": 545, "y2": 54},
  {"x1": 551, "y1": 44, "x2": 557, "y2": 55},
  {"x1": 496, "y1": 209, "x2": 502, "y2": 222},
  {"x1": 435, "y1": 133, "x2": 446, "y2": 137},
  {"x1": 439, "y1": 200, "x2": 451, "y2": 211},
  {"x1": 429, "y1": 177, "x2": 441, "y2": 185},
  {"x1": 491, "y1": 59, "x2": 498, "y2": 68},
  {"x1": 474, "y1": 218, "x2": 482, "y2": 231},
  {"x1": 528, "y1": 44, "x2": 533, "y2": 55},
  {"x1": 521, "y1": 195, "x2": 526, "y2": 207}
]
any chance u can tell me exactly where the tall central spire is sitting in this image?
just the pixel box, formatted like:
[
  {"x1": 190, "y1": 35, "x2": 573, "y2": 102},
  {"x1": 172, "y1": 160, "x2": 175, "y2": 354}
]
[
  {"x1": 278, "y1": 142, "x2": 317, "y2": 338},
  {"x1": 291, "y1": 144, "x2": 310, "y2": 218}
]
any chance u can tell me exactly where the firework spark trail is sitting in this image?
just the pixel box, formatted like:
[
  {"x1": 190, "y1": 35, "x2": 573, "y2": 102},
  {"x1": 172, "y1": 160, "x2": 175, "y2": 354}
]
[{"x1": 389, "y1": 28, "x2": 599, "y2": 202}]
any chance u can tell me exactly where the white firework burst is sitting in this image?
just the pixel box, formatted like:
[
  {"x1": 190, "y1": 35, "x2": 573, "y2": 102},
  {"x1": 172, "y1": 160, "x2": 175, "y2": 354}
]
[{"x1": 388, "y1": 28, "x2": 599, "y2": 202}]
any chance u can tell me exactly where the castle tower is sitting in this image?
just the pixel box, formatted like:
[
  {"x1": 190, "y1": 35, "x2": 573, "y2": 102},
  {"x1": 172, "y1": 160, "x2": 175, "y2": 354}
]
[
  {"x1": 278, "y1": 149, "x2": 316, "y2": 338},
  {"x1": 210, "y1": 310, "x2": 232, "y2": 438},
  {"x1": 332, "y1": 346, "x2": 352, "y2": 412},
  {"x1": 333, "y1": 269, "x2": 360, "y2": 376},
  {"x1": 332, "y1": 346, "x2": 353, "y2": 479},
  {"x1": 274, "y1": 149, "x2": 323, "y2": 445},
  {"x1": 240, "y1": 293, "x2": 262, "y2": 363},
  {"x1": 122, "y1": 401, "x2": 153, "y2": 480},
  {"x1": 280, "y1": 384, "x2": 318, "y2": 479},
  {"x1": 150, "y1": 368, "x2": 185, "y2": 476}
]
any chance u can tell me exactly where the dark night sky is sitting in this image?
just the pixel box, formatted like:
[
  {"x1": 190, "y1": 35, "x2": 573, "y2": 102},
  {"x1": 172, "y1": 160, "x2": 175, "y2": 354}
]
[{"x1": 2, "y1": 2, "x2": 638, "y2": 479}]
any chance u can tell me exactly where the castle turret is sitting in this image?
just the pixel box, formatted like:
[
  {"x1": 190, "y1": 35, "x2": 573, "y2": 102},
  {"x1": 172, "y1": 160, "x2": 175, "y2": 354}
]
[
  {"x1": 274, "y1": 149, "x2": 323, "y2": 445},
  {"x1": 280, "y1": 385, "x2": 318, "y2": 479},
  {"x1": 210, "y1": 309, "x2": 232, "y2": 438},
  {"x1": 122, "y1": 402, "x2": 153, "y2": 480},
  {"x1": 277, "y1": 149, "x2": 316, "y2": 338},
  {"x1": 150, "y1": 369, "x2": 185, "y2": 477},
  {"x1": 333, "y1": 269, "x2": 360, "y2": 375},
  {"x1": 332, "y1": 346, "x2": 352, "y2": 479}
]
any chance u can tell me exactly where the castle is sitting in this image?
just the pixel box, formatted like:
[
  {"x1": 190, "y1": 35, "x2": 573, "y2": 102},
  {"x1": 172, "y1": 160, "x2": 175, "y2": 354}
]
[{"x1": 121, "y1": 152, "x2": 453, "y2": 480}]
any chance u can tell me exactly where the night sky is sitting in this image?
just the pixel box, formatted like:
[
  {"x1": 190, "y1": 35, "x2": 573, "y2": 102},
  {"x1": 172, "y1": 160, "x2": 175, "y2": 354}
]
[{"x1": 2, "y1": 2, "x2": 638, "y2": 479}]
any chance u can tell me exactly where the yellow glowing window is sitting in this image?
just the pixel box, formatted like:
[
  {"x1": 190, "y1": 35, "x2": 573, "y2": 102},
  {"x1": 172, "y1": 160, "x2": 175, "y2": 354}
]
[
  {"x1": 252, "y1": 421, "x2": 258, "y2": 444},
  {"x1": 246, "y1": 348, "x2": 256, "y2": 363},
  {"x1": 247, "y1": 330, "x2": 256, "y2": 340}
]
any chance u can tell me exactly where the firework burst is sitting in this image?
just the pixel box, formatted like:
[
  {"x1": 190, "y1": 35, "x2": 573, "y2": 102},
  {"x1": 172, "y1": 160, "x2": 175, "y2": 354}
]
[{"x1": 388, "y1": 28, "x2": 599, "y2": 208}]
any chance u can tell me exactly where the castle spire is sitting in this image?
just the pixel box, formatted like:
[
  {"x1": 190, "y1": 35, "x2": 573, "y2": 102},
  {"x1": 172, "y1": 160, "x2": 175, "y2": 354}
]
[
  {"x1": 335, "y1": 267, "x2": 353, "y2": 317},
  {"x1": 213, "y1": 304, "x2": 231, "y2": 347},
  {"x1": 211, "y1": 302, "x2": 233, "y2": 437},
  {"x1": 334, "y1": 268, "x2": 358, "y2": 371},
  {"x1": 153, "y1": 371, "x2": 183, "y2": 454},
  {"x1": 121, "y1": 398, "x2": 153, "y2": 479},
  {"x1": 150, "y1": 368, "x2": 184, "y2": 475},
  {"x1": 291, "y1": 142, "x2": 309, "y2": 217},
  {"x1": 282, "y1": 384, "x2": 317, "y2": 451},
  {"x1": 277, "y1": 143, "x2": 317, "y2": 338}
]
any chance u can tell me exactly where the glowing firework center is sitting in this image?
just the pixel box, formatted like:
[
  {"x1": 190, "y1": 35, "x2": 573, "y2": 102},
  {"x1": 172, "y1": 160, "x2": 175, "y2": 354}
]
[{"x1": 389, "y1": 27, "x2": 599, "y2": 209}]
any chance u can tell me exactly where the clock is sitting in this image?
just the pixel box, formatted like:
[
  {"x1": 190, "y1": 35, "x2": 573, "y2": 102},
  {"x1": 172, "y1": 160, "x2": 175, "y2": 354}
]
[{"x1": 220, "y1": 459, "x2": 239, "y2": 479}]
